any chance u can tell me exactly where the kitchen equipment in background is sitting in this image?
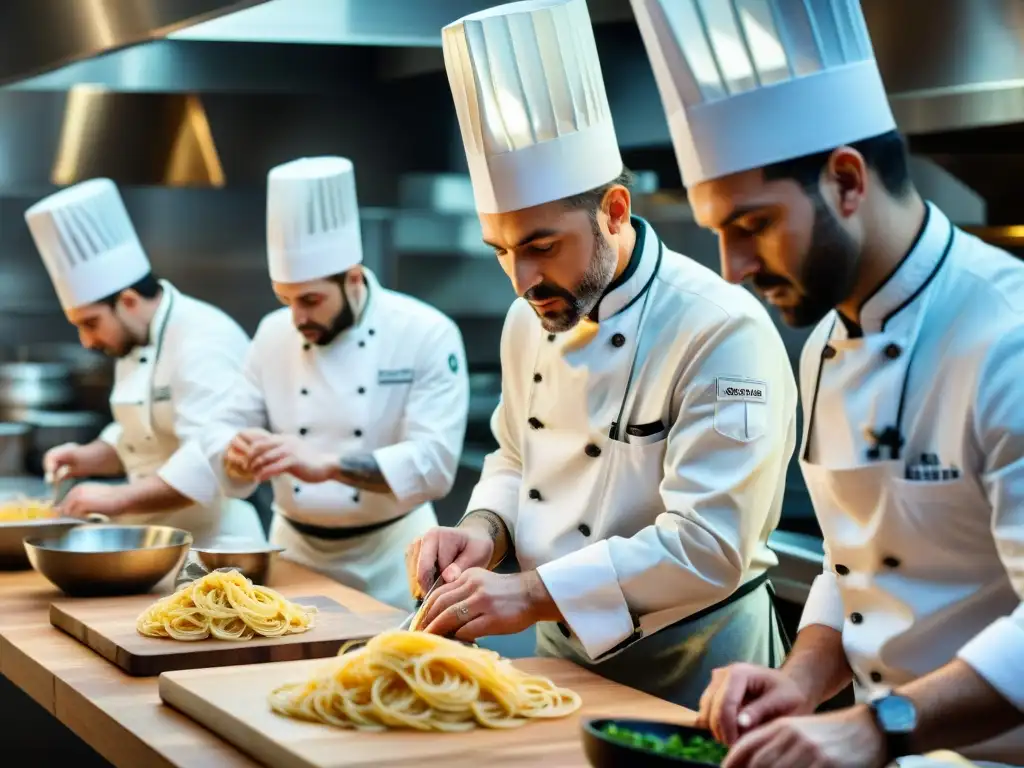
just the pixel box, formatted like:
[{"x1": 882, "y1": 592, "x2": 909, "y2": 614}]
[
  {"x1": 467, "y1": 370, "x2": 500, "y2": 423},
  {"x1": 19, "y1": 410, "x2": 106, "y2": 477},
  {"x1": 0, "y1": 361, "x2": 75, "y2": 416},
  {"x1": 0, "y1": 422, "x2": 31, "y2": 475},
  {"x1": 9, "y1": 343, "x2": 114, "y2": 417},
  {"x1": 24, "y1": 525, "x2": 192, "y2": 596},
  {"x1": 0, "y1": 516, "x2": 83, "y2": 570},
  {"x1": 49, "y1": 592, "x2": 402, "y2": 677},
  {"x1": 190, "y1": 540, "x2": 286, "y2": 585}
]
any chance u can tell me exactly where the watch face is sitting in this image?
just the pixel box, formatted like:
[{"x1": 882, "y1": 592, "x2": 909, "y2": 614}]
[{"x1": 875, "y1": 695, "x2": 917, "y2": 733}]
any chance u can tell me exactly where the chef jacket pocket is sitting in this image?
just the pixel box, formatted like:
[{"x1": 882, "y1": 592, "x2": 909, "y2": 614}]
[
  {"x1": 623, "y1": 420, "x2": 667, "y2": 446},
  {"x1": 887, "y1": 476, "x2": 990, "y2": 558},
  {"x1": 714, "y1": 400, "x2": 767, "y2": 443}
]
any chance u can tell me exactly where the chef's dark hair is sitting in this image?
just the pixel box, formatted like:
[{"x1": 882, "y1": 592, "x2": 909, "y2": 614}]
[
  {"x1": 96, "y1": 273, "x2": 162, "y2": 308},
  {"x1": 562, "y1": 167, "x2": 637, "y2": 217},
  {"x1": 763, "y1": 130, "x2": 913, "y2": 199}
]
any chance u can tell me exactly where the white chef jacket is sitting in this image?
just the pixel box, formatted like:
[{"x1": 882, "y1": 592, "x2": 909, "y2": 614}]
[
  {"x1": 202, "y1": 269, "x2": 469, "y2": 604},
  {"x1": 97, "y1": 280, "x2": 264, "y2": 545},
  {"x1": 797, "y1": 203, "x2": 1024, "y2": 764},
  {"x1": 468, "y1": 217, "x2": 798, "y2": 660}
]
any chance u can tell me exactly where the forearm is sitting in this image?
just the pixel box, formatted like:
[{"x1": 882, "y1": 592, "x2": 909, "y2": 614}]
[
  {"x1": 897, "y1": 659, "x2": 1024, "y2": 755},
  {"x1": 118, "y1": 476, "x2": 192, "y2": 513},
  {"x1": 781, "y1": 624, "x2": 853, "y2": 708},
  {"x1": 458, "y1": 509, "x2": 511, "y2": 569},
  {"x1": 328, "y1": 453, "x2": 391, "y2": 494},
  {"x1": 78, "y1": 440, "x2": 125, "y2": 477}
]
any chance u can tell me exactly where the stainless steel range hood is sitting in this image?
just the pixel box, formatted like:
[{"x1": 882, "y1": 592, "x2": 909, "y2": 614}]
[
  {"x1": 864, "y1": 0, "x2": 1024, "y2": 135},
  {"x1": 0, "y1": 0, "x2": 268, "y2": 86}
]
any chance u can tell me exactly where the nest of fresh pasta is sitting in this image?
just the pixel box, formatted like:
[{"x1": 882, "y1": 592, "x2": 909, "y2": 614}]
[{"x1": 136, "y1": 569, "x2": 317, "y2": 641}]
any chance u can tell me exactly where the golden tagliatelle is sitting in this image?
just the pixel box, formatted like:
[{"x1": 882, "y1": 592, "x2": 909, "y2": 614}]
[
  {"x1": 0, "y1": 496, "x2": 57, "y2": 522},
  {"x1": 136, "y1": 569, "x2": 317, "y2": 641},
  {"x1": 268, "y1": 629, "x2": 582, "y2": 732}
]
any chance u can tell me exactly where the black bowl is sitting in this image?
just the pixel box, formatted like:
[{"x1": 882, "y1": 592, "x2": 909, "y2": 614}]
[{"x1": 582, "y1": 718, "x2": 727, "y2": 767}]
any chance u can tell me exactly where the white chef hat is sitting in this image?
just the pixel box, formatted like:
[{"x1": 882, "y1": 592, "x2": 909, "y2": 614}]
[
  {"x1": 443, "y1": 0, "x2": 623, "y2": 214},
  {"x1": 266, "y1": 156, "x2": 363, "y2": 284},
  {"x1": 24, "y1": 179, "x2": 151, "y2": 311},
  {"x1": 630, "y1": 0, "x2": 896, "y2": 188}
]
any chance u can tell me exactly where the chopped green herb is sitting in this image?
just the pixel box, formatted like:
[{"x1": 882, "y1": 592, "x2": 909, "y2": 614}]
[{"x1": 600, "y1": 723, "x2": 728, "y2": 764}]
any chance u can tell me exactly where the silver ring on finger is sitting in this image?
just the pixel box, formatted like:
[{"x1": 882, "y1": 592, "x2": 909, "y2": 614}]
[{"x1": 454, "y1": 602, "x2": 471, "y2": 622}]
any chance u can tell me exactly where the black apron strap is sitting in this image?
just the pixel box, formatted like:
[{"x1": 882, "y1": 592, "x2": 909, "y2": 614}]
[
  {"x1": 765, "y1": 579, "x2": 792, "y2": 669},
  {"x1": 285, "y1": 513, "x2": 408, "y2": 541}
]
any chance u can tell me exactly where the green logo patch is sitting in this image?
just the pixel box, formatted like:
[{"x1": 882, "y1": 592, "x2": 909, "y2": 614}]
[{"x1": 448, "y1": 353, "x2": 458, "y2": 373}]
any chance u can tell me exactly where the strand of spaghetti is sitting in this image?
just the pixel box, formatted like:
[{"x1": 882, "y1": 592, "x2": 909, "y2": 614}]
[
  {"x1": 269, "y1": 630, "x2": 581, "y2": 731},
  {"x1": 136, "y1": 570, "x2": 317, "y2": 641}
]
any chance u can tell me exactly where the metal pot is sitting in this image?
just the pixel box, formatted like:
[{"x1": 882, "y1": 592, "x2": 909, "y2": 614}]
[
  {"x1": 0, "y1": 362, "x2": 75, "y2": 413},
  {"x1": 5, "y1": 344, "x2": 113, "y2": 416},
  {"x1": 0, "y1": 422, "x2": 31, "y2": 476},
  {"x1": 19, "y1": 410, "x2": 105, "y2": 477}
]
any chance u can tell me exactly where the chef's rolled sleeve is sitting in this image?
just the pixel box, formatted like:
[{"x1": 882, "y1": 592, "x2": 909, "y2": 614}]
[
  {"x1": 98, "y1": 421, "x2": 122, "y2": 448},
  {"x1": 955, "y1": 329, "x2": 1024, "y2": 711},
  {"x1": 798, "y1": 551, "x2": 846, "y2": 633},
  {"x1": 538, "y1": 312, "x2": 798, "y2": 660},
  {"x1": 373, "y1": 320, "x2": 468, "y2": 507},
  {"x1": 157, "y1": 334, "x2": 250, "y2": 505},
  {"x1": 537, "y1": 541, "x2": 635, "y2": 658}
]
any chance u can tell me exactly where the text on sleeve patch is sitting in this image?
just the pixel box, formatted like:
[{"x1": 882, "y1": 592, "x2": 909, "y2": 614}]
[{"x1": 716, "y1": 377, "x2": 767, "y2": 403}]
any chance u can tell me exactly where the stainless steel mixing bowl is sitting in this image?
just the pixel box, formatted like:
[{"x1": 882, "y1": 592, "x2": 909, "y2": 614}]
[
  {"x1": 0, "y1": 517, "x2": 83, "y2": 570},
  {"x1": 24, "y1": 525, "x2": 192, "y2": 596},
  {"x1": 191, "y1": 538, "x2": 285, "y2": 585}
]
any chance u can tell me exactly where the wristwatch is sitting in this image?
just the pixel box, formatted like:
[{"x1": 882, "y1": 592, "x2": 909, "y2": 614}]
[{"x1": 869, "y1": 693, "x2": 918, "y2": 761}]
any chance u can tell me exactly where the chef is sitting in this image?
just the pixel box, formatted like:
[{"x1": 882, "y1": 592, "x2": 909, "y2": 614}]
[
  {"x1": 407, "y1": 0, "x2": 798, "y2": 709},
  {"x1": 203, "y1": 155, "x2": 469, "y2": 611},
  {"x1": 25, "y1": 178, "x2": 264, "y2": 546},
  {"x1": 629, "y1": 0, "x2": 1024, "y2": 765}
]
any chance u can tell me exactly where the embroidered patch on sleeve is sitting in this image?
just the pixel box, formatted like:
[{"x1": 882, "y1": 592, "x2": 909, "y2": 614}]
[{"x1": 716, "y1": 377, "x2": 767, "y2": 403}]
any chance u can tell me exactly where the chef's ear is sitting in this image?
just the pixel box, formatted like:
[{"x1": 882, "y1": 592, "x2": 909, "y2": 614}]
[
  {"x1": 825, "y1": 146, "x2": 868, "y2": 218},
  {"x1": 344, "y1": 265, "x2": 364, "y2": 287},
  {"x1": 601, "y1": 185, "x2": 632, "y2": 235},
  {"x1": 117, "y1": 289, "x2": 140, "y2": 311}
]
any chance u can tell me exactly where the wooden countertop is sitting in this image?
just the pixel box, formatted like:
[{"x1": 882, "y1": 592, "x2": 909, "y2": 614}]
[{"x1": 0, "y1": 559, "x2": 399, "y2": 768}]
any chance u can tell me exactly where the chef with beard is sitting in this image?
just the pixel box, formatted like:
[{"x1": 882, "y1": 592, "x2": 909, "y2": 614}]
[
  {"x1": 203, "y1": 156, "x2": 469, "y2": 611},
  {"x1": 407, "y1": 0, "x2": 798, "y2": 709},
  {"x1": 630, "y1": 0, "x2": 1024, "y2": 764},
  {"x1": 26, "y1": 178, "x2": 264, "y2": 545}
]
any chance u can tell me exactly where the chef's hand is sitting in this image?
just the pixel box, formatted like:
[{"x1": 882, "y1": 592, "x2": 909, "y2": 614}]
[
  {"x1": 56, "y1": 483, "x2": 128, "y2": 519},
  {"x1": 43, "y1": 442, "x2": 85, "y2": 479},
  {"x1": 417, "y1": 568, "x2": 559, "y2": 641},
  {"x1": 224, "y1": 428, "x2": 269, "y2": 480},
  {"x1": 406, "y1": 526, "x2": 494, "y2": 599},
  {"x1": 698, "y1": 663, "x2": 814, "y2": 745},
  {"x1": 723, "y1": 707, "x2": 885, "y2": 768},
  {"x1": 245, "y1": 433, "x2": 336, "y2": 484}
]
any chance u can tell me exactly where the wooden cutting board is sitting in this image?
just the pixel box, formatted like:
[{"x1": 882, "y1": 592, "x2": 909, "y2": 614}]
[
  {"x1": 159, "y1": 656, "x2": 695, "y2": 768},
  {"x1": 51, "y1": 592, "x2": 404, "y2": 677}
]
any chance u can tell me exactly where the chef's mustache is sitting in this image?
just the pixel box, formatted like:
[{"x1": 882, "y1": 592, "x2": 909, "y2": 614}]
[
  {"x1": 297, "y1": 322, "x2": 328, "y2": 334},
  {"x1": 751, "y1": 272, "x2": 790, "y2": 291},
  {"x1": 523, "y1": 282, "x2": 576, "y2": 304}
]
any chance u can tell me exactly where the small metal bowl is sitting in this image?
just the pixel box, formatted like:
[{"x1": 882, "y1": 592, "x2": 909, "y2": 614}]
[
  {"x1": 191, "y1": 538, "x2": 285, "y2": 585},
  {"x1": 0, "y1": 517, "x2": 84, "y2": 570},
  {"x1": 24, "y1": 525, "x2": 192, "y2": 596},
  {"x1": 582, "y1": 719, "x2": 728, "y2": 768}
]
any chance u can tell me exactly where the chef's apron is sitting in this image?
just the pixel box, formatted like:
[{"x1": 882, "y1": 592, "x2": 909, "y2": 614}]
[
  {"x1": 269, "y1": 502, "x2": 437, "y2": 612},
  {"x1": 109, "y1": 291, "x2": 263, "y2": 548},
  {"x1": 529, "y1": 246, "x2": 788, "y2": 710}
]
